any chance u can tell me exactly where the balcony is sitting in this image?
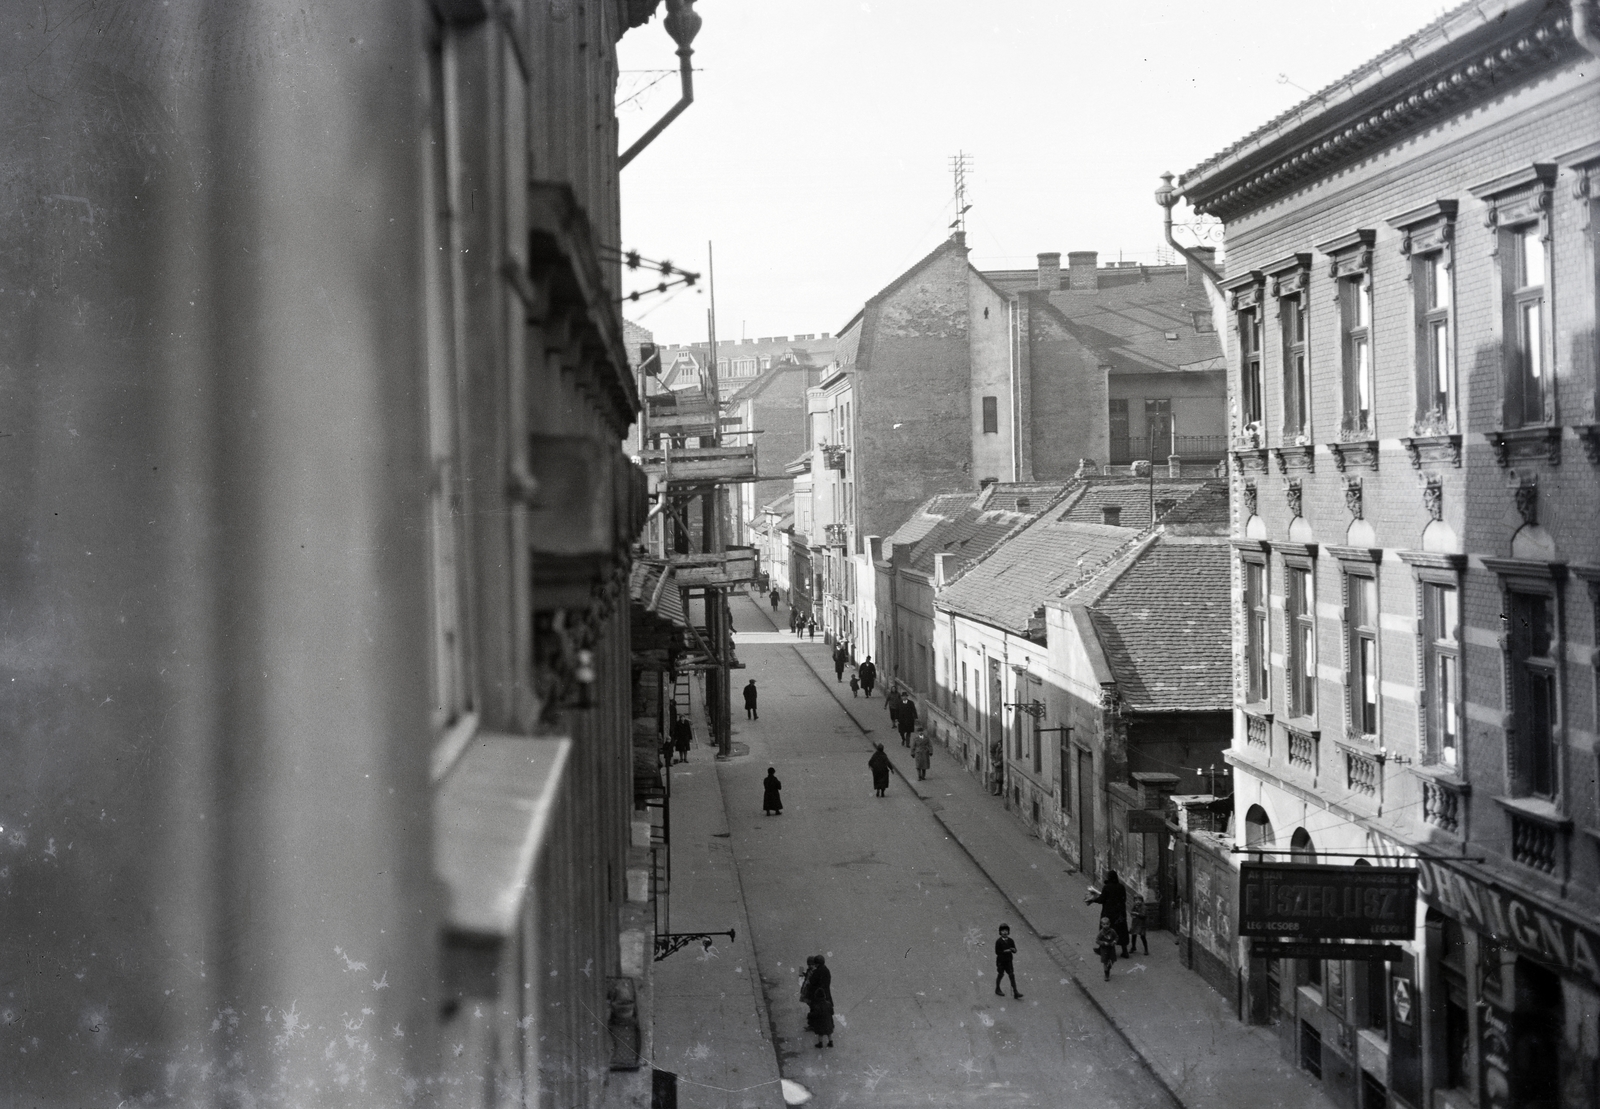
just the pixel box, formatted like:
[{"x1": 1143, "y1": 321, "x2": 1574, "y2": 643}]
[
  {"x1": 637, "y1": 444, "x2": 758, "y2": 485},
  {"x1": 1419, "y1": 775, "x2": 1466, "y2": 835},
  {"x1": 1109, "y1": 435, "x2": 1227, "y2": 464},
  {"x1": 1244, "y1": 712, "x2": 1271, "y2": 752},
  {"x1": 1345, "y1": 750, "x2": 1377, "y2": 795},
  {"x1": 823, "y1": 522, "x2": 848, "y2": 547},
  {"x1": 821, "y1": 443, "x2": 848, "y2": 471},
  {"x1": 1495, "y1": 797, "x2": 1570, "y2": 876},
  {"x1": 1287, "y1": 727, "x2": 1317, "y2": 771}
]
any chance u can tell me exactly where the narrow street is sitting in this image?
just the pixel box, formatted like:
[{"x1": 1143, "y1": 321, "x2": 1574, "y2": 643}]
[{"x1": 715, "y1": 595, "x2": 1172, "y2": 1108}]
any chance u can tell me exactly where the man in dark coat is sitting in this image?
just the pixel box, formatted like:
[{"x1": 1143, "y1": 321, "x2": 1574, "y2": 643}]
[
  {"x1": 671, "y1": 716, "x2": 692, "y2": 763},
  {"x1": 868, "y1": 743, "x2": 891, "y2": 796},
  {"x1": 885, "y1": 687, "x2": 902, "y2": 727},
  {"x1": 1087, "y1": 870, "x2": 1130, "y2": 957},
  {"x1": 858, "y1": 657, "x2": 877, "y2": 697},
  {"x1": 770, "y1": 587, "x2": 780, "y2": 612},
  {"x1": 897, "y1": 698, "x2": 918, "y2": 746},
  {"x1": 762, "y1": 768, "x2": 783, "y2": 815},
  {"x1": 743, "y1": 679, "x2": 759, "y2": 720},
  {"x1": 833, "y1": 644, "x2": 847, "y2": 683}
]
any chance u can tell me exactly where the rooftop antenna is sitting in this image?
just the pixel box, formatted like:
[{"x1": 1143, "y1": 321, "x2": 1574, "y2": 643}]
[{"x1": 948, "y1": 151, "x2": 974, "y2": 234}]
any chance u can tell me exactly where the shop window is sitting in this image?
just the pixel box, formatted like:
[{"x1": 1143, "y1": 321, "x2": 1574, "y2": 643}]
[{"x1": 1431, "y1": 911, "x2": 1470, "y2": 1091}]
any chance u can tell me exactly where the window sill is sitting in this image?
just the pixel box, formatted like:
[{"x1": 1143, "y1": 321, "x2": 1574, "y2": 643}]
[
  {"x1": 436, "y1": 733, "x2": 572, "y2": 998},
  {"x1": 1491, "y1": 795, "x2": 1571, "y2": 831},
  {"x1": 1400, "y1": 432, "x2": 1460, "y2": 469},
  {"x1": 1410, "y1": 763, "x2": 1469, "y2": 791},
  {"x1": 1486, "y1": 426, "x2": 1560, "y2": 467}
]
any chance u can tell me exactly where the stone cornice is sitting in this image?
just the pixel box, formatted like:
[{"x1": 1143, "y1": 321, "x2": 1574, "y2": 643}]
[
  {"x1": 1386, "y1": 199, "x2": 1459, "y2": 231},
  {"x1": 1181, "y1": 4, "x2": 1581, "y2": 221},
  {"x1": 1314, "y1": 228, "x2": 1376, "y2": 256}
]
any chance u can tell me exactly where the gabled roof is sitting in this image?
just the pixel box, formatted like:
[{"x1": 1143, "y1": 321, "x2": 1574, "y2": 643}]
[
  {"x1": 1080, "y1": 538, "x2": 1231, "y2": 713},
  {"x1": 936, "y1": 518, "x2": 1137, "y2": 634}
]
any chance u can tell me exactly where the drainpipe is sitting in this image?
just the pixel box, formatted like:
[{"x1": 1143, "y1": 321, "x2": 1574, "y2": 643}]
[
  {"x1": 1574, "y1": 0, "x2": 1600, "y2": 58},
  {"x1": 1154, "y1": 172, "x2": 1222, "y2": 286},
  {"x1": 619, "y1": 0, "x2": 702, "y2": 169}
]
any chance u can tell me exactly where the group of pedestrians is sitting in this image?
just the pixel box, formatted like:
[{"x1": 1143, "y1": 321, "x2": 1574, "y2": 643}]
[{"x1": 1086, "y1": 869, "x2": 1151, "y2": 980}]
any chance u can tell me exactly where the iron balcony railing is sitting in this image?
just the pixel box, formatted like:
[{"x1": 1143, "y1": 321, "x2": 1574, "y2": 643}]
[{"x1": 1108, "y1": 434, "x2": 1228, "y2": 464}]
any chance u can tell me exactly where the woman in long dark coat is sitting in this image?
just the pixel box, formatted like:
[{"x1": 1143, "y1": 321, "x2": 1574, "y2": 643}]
[
  {"x1": 1087, "y1": 870, "x2": 1130, "y2": 957},
  {"x1": 762, "y1": 768, "x2": 783, "y2": 815},
  {"x1": 897, "y1": 698, "x2": 918, "y2": 746},
  {"x1": 800, "y1": 955, "x2": 834, "y2": 1048},
  {"x1": 868, "y1": 743, "x2": 892, "y2": 797}
]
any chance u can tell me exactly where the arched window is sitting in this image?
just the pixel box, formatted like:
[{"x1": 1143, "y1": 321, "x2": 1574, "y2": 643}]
[{"x1": 1245, "y1": 805, "x2": 1275, "y2": 851}]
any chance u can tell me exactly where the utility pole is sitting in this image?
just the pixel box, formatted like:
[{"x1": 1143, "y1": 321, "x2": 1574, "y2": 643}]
[{"x1": 705, "y1": 241, "x2": 731, "y2": 759}]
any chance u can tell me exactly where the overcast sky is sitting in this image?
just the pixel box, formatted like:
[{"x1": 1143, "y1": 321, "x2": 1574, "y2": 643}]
[{"x1": 616, "y1": 0, "x2": 1452, "y2": 346}]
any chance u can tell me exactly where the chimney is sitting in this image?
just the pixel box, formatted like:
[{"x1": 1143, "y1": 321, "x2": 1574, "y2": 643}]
[
  {"x1": 934, "y1": 552, "x2": 957, "y2": 587},
  {"x1": 952, "y1": 230, "x2": 967, "y2": 250},
  {"x1": 868, "y1": 535, "x2": 883, "y2": 563},
  {"x1": 1187, "y1": 247, "x2": 1216, "y2": 287},
  {"x1": 1102, "y1": 505, "x2": 1122, "y2": 526},
  {"x1": 1036, "y1": 252, "x2": 1061, "y2": 290},
  {"x1": 1068, "y1": 251, "x2": 1099, "y2": 291}
]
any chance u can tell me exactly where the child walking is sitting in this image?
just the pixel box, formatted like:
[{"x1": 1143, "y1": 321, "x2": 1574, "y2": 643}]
[
  {"x1": 849, "y1": 672, "x2": 860, "y2": 697},
  {"x1": 1095, "y1": 917, "x2": 1119, "y2": 981},
  {"x1": 1128, "y1": 894, "x2": 1150, "y2": 955}
]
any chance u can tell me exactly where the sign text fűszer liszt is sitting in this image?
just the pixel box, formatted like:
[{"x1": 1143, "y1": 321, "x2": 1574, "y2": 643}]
[{"x1": 1239, "y1": 862, "x2": 1418, "y2": 940}]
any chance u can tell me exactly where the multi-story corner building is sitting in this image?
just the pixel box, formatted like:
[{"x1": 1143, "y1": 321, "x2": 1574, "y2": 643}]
[
  {"x1": 1180, "y1": 3, "x2": 1600, "y2": 1107},
  {"x1": 0, "y1": 3, "x2": 702, "y2": 1105}
]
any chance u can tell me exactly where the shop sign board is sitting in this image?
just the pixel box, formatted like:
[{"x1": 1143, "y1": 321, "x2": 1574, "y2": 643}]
[
  {"x1": 1416, "y1": 856, "x2": 1600, "y2": 989},
  {"x1": 1238, "y1": 862, "x2": 1417, "y2": 940},
  {"x1": 1250, "y1": 940, "x2": 1403, "y2": 961}
]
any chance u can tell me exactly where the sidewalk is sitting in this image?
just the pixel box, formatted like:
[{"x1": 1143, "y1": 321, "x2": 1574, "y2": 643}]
[
  {"x1": 738, "y1": 594, "x2": 1330, "y2": 1109},
  {"x1": 651, "y1": 671, "x2": 785, "y2": 1109}
]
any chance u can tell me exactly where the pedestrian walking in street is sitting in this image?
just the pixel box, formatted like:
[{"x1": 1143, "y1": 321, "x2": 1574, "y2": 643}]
[
  {"x1": 808, "y1": 618, "x2": 817, "y2": 640},
  {"x1": 1086, "y1": 870, "x2": 1130, "y2": 957},
  {"x1": 1094, "y1": 917, "x2": 1119, "y2": 980},
  {"x1": 885, "y1": 686, "x2": 902, "y2": 726},
  {"x1": 994, "y1": 924, "x2": 1022, "y2": 999},
  {"x1": 896, "y1": 698, "x2": 918, "y2": 746},
  {"x1": 671, "y1": 716, "x2": 692, "y2": 763},
  {"x1": 848, "y1": 672, "x2": 860, "y2": 697},
  {"x1": 858, "y1": 657, "x2": 877, "y2": 697},
  {"x1": 770, "y1": 587, "x2": 780, "y2": 612},
  {"x1": 912, "y1": 731, "x2": 932, "y2": 780},
  {"x1": 743, "y1": 679, "x2": 759, "y2": 720},
  {"x1": 868, "y1": 743, "x2": 892, "y2": 797},
  {"x1": 799, "y1": 955, "x2": 834, "y2": 1048},
  {"x1": 762, "y1": 768, "x2": 783, "y2": 815},
  {"x1": 1129, "y1": 893, "x2": 1150, "y2": 955},
  {"x1": 833, "y1": 644, "x2": 847, "y2": 683}
]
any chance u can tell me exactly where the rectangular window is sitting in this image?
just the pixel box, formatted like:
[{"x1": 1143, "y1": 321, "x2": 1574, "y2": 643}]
[
  {"x1": 960, "y1": 663, "x2": 968, "y2": 722},
  {"x1": 1240, "y1": 310, "x2": 1264, "y2": 432},
  {"x1": 1341, "y1": 275, "x2": 1374, "y2": 436},
  {"x1": 1512, "y1": 225, "x2": 1547, "y2": 426},
  {"x1": 1282, "y1": 295, "x2": 1309, "y2": 439},
  {"x1": 1509, "y1": 592, "x2": 1557, "y2": 797},
  {"x1": 1060, "y1": 739, "x2": 1071, "y2": 813},
  {"x1": 1416, "y1": 252, "x2": 1453, "y2": 429},
  {"x1": 1287, "y1": 565, "x2": 1315, "y2": 717},
  {"x1": 1146, "y1": 398, "x2": 1172, "y2": 458},
  {"x1": 1109, "y1": 398, "x2": 1130, "y2": 461},
  {"x1": 1245, "y1": 559, "x2": 1269, "y2": 704},
  {"x1": 1346, "y1": 572, "x2": 1379, "y2": 737},
  {"x1": 1422, "y1": 582, "x2": 1460, "y2": 768},
  {"x1": 982, "y1": 394, "x2": 999, "y2": 434}
]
